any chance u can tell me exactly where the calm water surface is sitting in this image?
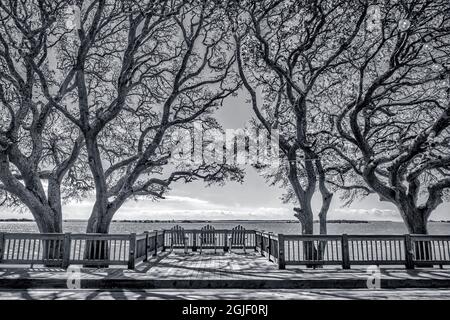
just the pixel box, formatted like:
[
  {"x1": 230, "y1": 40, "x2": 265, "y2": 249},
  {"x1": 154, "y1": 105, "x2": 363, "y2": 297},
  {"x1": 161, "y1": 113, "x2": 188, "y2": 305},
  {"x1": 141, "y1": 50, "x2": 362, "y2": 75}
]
[{"x1": 1, "y1": 221, "x2": 449, "y2": 235}]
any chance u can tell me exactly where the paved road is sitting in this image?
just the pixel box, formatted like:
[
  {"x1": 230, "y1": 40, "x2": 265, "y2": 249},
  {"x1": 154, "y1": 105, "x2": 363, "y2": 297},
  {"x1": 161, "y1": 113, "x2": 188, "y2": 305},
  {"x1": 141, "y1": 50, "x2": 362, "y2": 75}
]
[{"x1": 1, "y1": 288, "x2": 450, "y2": 300}]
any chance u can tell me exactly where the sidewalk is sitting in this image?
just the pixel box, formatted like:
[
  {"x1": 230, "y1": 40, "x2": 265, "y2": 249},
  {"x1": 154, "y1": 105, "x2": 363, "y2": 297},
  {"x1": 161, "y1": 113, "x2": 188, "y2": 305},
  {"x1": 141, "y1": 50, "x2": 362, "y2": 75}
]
[{"x1": 1, "y1": 288, "x2": 450, "y2": 300}]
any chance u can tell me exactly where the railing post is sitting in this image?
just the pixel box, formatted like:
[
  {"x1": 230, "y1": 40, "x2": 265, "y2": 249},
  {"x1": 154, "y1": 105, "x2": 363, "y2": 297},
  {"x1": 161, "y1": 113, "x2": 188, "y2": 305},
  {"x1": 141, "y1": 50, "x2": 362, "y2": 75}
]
[
  {"x1": 260, "y1": 231, "x2": 264, "y2": 256},
  {"x1": 144, "y1": 231, "x2": 149, "y2": 262},
  {"x1": 128, "y1": 233, "x2": 136, "y2": 269},
  {"x1": 404, "y1": 234, "x2": 415, "y2": 270},
  {"x1": 192, "y1": 230, "x2": 197, "y2": 252},
  {"x1": 153, "y1": 230, "x2": 158, "y2": 257},
  {"x1": 267, "y1": 233, "x2": 272, "y2": 260},
  {"x1": 62, "y1": 233, "x2": 71, "y2": 269},
  {"x1": 254, "y1": 230, "x2": 257, "y2": 251},
  {"x1": 224, "y1": 230, "x2": 228, "y2": 252},
  {"x1": 161, "y1": 230, "x2": 166, "y2": 252},
  {"x1": 0, "y1": 233, "x2": 5, "y2": 263},
  {"x1": 278, "y1": 234, "x2": 286, "y2": 270},
  {"x1": 341, "y1": 234, "x2": 350, "y2": 269}
]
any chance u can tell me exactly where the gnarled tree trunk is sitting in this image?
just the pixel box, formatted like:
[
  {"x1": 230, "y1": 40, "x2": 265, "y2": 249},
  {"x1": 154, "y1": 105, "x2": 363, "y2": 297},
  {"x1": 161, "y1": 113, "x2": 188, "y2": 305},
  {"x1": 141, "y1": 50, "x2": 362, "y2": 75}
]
[
  {"x1": 398, "y1": 204, "x2": 431, "y2": 265},
  {"x1": 83, "y1": 205, "x2": 115, "y2": 266}
]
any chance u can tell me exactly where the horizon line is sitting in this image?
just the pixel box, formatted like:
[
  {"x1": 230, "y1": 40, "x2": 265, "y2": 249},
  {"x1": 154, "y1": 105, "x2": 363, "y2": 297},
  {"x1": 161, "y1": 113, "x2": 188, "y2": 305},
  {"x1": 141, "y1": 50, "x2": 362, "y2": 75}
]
[{"x1": 1, "y1": 218, "x2": 438, "y2": 223}]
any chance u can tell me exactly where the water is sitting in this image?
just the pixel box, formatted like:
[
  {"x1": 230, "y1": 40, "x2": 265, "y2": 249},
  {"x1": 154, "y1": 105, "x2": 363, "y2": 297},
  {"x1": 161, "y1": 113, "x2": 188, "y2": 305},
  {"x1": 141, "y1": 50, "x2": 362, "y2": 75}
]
[{"x1": 0, "y1": 220, "x2": 449, "y2": 235}]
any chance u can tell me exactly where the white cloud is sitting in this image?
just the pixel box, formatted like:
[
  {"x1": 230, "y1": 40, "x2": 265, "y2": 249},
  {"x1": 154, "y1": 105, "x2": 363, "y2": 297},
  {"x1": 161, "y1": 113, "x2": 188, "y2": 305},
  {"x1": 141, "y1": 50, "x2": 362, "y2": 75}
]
[
  {"x1": 113, "y1": 206, "x2": 292, "y2": 221},
  {"x1": 331, "y1": 208, "x2": 399, "y2": 221},
  {"x1": 164, "y1": 196, "x2": 211, "y2": 206},
  {"x1": 5, "y1": 189, "x2": 449, "y2": 222}
]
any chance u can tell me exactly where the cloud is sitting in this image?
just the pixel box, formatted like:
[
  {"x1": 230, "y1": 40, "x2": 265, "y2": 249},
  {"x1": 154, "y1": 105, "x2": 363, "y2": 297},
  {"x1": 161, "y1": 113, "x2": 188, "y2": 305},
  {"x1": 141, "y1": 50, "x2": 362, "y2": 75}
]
[
  {"x1": 113, "y1": 206, "x2": 293, "y2": 221},
  {"x1": 9, "y1": 188, "x2": 443, "y2": 222},
  {"x1": 331, "y1": 208, "x2": 399, "y2": 221},
  {"x1": 164, "y1": 196, "x2": 211, "y2": 206}
]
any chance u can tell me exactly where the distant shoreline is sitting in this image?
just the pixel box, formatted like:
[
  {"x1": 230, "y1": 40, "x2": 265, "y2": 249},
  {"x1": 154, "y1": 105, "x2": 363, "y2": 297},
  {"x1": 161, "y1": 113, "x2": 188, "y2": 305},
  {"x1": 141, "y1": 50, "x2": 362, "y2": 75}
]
[{"x1": 1, "y1": 218, "x2": 449, "y2": 224}]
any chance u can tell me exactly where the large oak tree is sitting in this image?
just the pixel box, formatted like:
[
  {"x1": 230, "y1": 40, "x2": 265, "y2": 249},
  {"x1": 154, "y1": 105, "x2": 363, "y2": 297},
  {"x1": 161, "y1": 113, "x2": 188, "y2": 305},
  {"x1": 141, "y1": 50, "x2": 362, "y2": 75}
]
[
  {"x1": 0, "y1": 0, "x2": 87, "y2": 233},
  {"x1": 330, "y1": 0, "x2": 450, "y2": 234},
  {"x1": 0, "y1": 0, "x2": 244, "y2": 235},
  {"x1": 231, "y1": 0, "x2": 368, "y2": 236}
]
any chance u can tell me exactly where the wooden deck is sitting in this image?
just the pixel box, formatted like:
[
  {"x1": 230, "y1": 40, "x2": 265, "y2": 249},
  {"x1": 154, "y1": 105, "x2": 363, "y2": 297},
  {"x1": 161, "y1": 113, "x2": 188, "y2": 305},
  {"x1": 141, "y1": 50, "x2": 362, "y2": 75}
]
[
  {"x1": 137, "y1": 251, "x2": 279, "y2": 280},
  {"x1": 1, "y1": 251, "x2": 450, "y2": 289}
]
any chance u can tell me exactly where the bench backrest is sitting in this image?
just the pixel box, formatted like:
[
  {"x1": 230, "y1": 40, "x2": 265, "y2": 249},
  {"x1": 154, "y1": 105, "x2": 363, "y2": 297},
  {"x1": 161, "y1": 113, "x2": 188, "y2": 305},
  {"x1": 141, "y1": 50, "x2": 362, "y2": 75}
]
[
  {"x1": 231, "y1": 225, "x2": 246, "y2": 245},
  {"x1": 170, "y1": 225, "x2": 186, "y2": 245},
  {"x1": 200, "y1": 224, "x2": 216, "y2": 245}
]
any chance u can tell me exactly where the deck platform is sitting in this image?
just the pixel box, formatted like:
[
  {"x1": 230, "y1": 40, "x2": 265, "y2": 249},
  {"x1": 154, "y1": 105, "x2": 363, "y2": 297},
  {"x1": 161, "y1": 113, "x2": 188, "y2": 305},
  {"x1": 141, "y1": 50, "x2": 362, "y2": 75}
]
[{"x1": 1, "y1": 251, "x2": 450, "y2": 289}]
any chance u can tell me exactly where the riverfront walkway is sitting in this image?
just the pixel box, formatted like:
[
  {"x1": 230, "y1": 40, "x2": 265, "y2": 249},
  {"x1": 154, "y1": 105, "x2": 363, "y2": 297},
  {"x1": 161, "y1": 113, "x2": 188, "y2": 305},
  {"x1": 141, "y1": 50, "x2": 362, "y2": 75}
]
[{"x1": 1, "y1": 252, "x2": 450, "y2": 289}]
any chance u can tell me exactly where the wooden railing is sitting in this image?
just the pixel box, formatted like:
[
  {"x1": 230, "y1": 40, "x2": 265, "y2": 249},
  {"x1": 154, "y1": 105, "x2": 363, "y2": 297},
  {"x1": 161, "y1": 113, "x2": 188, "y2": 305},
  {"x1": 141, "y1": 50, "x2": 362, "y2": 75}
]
[
  {"x1": 0, "y1": 231, "x2": 165, "y2": 269},
  {"x1": 281, "y1": 235, "x2": 343, "y2": 268},
  {"x1": 135, "y1": 230, "x2": 165, "y2": 264},
  {"x1": 255, "y1": 231, "x2": 279, "y2": 263},
  {"x1": 346, "y1": 235, "x2": 406, "y2": 266},
  {"x1": 277, "y1": 234, "x2": 450, "y2": 269},
  {"x1": 1, "y1": 231, "x2": 449, "y2": 270},
  {"x1": 411, "y1": 235, "x2": 450, "y2": 266},
  {"x1": 0, "y1": 233, "x2": 65, "y2": 267},
  {"x1": 69, "y1": 233, "x2": 132, "y2": 267},
  {"x1": 162, "y1": 229, "x2": 257, "y2": 251}
]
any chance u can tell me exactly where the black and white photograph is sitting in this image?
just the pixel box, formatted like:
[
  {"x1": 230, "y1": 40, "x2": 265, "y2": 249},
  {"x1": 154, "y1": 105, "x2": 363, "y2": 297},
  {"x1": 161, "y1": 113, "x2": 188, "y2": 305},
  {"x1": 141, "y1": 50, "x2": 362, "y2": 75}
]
[{"x1": 0, "y1": 0, "x2": 450, "y2": 310}]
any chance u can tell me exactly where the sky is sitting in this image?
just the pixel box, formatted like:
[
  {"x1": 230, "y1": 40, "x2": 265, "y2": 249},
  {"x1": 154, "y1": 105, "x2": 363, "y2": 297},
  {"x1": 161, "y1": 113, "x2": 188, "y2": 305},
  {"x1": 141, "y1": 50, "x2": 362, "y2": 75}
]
[{"x1": 1, "y1": 90, "x2": 449, "y2": 222}]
